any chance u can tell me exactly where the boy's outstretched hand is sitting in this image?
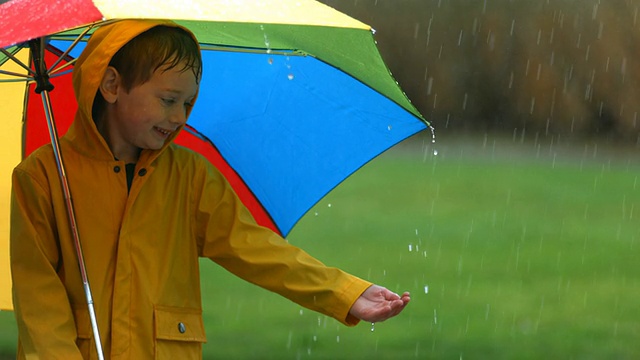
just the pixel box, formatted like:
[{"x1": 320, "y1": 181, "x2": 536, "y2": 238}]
[{"x1": 349, "y1": 285, "x2": 411, "y2": 323}]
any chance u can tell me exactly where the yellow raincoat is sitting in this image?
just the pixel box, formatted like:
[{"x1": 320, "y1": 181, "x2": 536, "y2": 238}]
[{"x1": 10, "y1": 20, "x2": 372, "y2": 359}]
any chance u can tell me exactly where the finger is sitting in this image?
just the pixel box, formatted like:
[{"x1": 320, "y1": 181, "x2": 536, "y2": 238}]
[{"x1": 384, "y1": 290, "x2": 401, "y2": 301}]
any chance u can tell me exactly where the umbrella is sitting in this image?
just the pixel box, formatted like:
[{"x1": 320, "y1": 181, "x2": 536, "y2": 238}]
[{"x1": 0, "y1": 0, "x2": 431, "y2": 356}]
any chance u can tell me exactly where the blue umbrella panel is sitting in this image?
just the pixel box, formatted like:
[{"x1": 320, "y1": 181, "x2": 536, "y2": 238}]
[{"x1": 39, "y1": 38, "x2": 428, "y2": 237}]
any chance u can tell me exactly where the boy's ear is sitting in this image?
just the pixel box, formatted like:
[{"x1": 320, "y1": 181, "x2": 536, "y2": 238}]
[{"x1": 99, "y1": 66, "x2": 120, "y2": 104}]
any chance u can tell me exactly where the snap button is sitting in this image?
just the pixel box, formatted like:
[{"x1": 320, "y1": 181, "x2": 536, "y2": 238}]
[
  {"x1": 113, "y1": 166, "x2": 121, "y2": 173},
  {"x1": 138, "y1": 168, "x2": 147, "y2": 176},
  {"x1": 178, "y1": 322, "x2": 186, "y2": 333}
]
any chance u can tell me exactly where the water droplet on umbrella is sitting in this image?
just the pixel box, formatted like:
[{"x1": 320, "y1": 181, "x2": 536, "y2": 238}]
[
  {"x1": 267, "y1": 57, "x2": 273, "y2": 65},
  {"x1": 288, "y1": 73, "x2": 294, "y2": 80},
  {"x1": 259, "y1": 24, "x2": 272, "y2": 54},
  {"x1": 424, "y1": 285, "x2": 429, "y2": 294},
  {"x1": 371, "y1": 322, "x2": 375, "y2": 332}
]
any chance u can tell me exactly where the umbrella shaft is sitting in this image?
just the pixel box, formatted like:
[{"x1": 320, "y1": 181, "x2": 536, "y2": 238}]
[{"x1": 39, "y1": 90, "x2": 105, "y2": 360}]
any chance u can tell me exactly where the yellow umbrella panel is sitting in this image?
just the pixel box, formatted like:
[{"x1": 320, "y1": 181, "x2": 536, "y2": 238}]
[{"x1": 0, "y1": 48, "x2": 29, "y2": 310}]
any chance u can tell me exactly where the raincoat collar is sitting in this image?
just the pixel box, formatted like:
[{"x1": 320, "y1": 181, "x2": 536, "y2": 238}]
[{"x1": 66, "y1": 19, "x2": 200, "y2": 166}]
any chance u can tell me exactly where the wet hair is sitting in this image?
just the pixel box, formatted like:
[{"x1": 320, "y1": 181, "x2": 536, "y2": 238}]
[
  {"x1": 93, "y1": 25, "x2": 202, "y2": 119},
  {"x1": 109, "y1": 25, "x2": 202, "y2": 90}
]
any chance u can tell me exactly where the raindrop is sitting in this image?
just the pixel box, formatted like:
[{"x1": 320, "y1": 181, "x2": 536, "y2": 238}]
[
  {"x1": 287, "y1": 73, "x2": 294, "y2": 80},
  {"x1": 371, "y1": 322, "x2": 375, "y2": 332},
  {"x1": 426, "y1": 77, "x2": 433, "y2": 95},
  {"x1": 585, "y1": 45, "x2": 590, "y2": 61},
  {"x1": 267, "y1": 57, "x2": 273, "y2": 65},
  {"x1": 429, "y1": 124, "x2": 437, "y2": 146},
  {"x1": 327, "y1": 203, "x2": 332, "y2": 208},
  {"x1": 387, "y1": 125, "x2": 392, "y2": 131},
  {"x1": 408, "y1": 244, "x2": 413, "y2": 252},
  {"x1": 530, "y1": 97, "x2": 536, "y2": 114},
  {"x1": 598, "y1": 22, "x2": 604, "y2": 39},
  {"x1": 424, "y1": 285, "x2": 429, "y2": 294},
  {"x1": 576, "y1": 33, "x2": 582, "y2": 48},
  {"x1": 259, "y1": 24, "x2": 272, "y2": 54}
]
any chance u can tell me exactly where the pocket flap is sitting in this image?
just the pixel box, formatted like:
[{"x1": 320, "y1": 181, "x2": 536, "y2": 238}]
[{"x1": 154, "y1": 306, "x2": 206, "y2": 342}]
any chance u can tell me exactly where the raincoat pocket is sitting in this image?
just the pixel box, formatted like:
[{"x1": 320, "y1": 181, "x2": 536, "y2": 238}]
[
  {"x1": 73, "y1": 306, "x2": 93, "y2": 359},
  {"x1": 154, "y1": 305, "x2": 207, "y2": 360}
]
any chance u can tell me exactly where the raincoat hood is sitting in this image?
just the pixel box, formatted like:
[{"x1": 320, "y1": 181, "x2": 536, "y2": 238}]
[{"x1": 69, "y1": 19, "x2": 200, "y2": 163}]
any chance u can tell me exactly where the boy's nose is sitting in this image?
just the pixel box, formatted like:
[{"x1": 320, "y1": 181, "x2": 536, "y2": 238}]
[{"x1": 169, "y1": 109, "x2": 188, "y2": 125}]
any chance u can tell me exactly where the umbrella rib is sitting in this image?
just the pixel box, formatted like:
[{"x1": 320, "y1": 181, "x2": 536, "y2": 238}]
[
  {"x1": 48, "y1": 25, "x2": 95, "y2": 74},
  {"x1": 0, "y1": 48, "x2": 34, "y2": 75},
  {"x1": 199, "y1": 44, "x2": 306, "y2": 57},
  {"x1": 0, "y1": 70, "x2": 32, "y2": 80},
  {"x1": 48, "y1": 68, "x2": 74, "y2": 79},
  {"x1": 49, "y1": 60, "x2": 76, "y2": 77}
]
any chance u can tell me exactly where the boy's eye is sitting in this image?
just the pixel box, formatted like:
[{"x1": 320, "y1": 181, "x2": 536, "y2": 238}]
[{"x1": 161, "y1": 98, "x2": 176, "y2": 105}]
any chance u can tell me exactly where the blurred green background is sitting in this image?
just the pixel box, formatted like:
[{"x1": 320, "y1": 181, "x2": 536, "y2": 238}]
[{"x1": 2, "y1": 0, "x2": 640, "y2": 358}]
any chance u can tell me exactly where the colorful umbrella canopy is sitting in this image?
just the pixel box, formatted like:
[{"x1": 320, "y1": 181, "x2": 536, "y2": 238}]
[{"x1": 0, "y1": 0, "x2": 430, "y2": 312}]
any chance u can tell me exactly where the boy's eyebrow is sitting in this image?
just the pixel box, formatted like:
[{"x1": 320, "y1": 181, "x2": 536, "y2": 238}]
[
  {"x1": 162, "y1": 88, "x2": 197, "y2": 99},
  {"x1": 162, "y1": 89, "x2": 184, "y2": 94}
]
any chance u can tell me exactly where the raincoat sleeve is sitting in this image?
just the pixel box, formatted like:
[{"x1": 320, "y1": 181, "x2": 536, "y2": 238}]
[
  {"x1": 10, "y1": 165, "x2": 84, "y2": 359},
  {"x1": 196, "y1": 164, "x2": 372, "y2": 326}
]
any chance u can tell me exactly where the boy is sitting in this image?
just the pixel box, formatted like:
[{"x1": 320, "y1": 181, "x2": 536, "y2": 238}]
[{"x1": 10, "y1": 20, "x2": 410, "y2": 359}]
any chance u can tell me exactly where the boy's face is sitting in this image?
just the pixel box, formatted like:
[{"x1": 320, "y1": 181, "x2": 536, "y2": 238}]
[{"x1": 104, "y1": 63, "x2": 198, "y2": 161}]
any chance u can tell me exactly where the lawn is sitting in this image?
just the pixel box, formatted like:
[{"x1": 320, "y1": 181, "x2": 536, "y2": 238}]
[{"x1": 1, "y1": 133, "x2": 638, "y2": 359}]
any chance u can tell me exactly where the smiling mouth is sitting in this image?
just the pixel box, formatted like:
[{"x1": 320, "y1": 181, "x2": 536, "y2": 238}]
[{"x1": 154, "y1": 127, "x2": 172, "y2": 137}]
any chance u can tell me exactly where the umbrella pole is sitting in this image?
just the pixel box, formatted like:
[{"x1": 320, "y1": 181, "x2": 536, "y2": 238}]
[{"x1": 28, "y1": 39, "x2": 105, "y2": 360}]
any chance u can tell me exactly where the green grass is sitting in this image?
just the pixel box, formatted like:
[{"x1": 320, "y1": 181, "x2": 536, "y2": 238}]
[{"x1": 1, "y1": 134, "x2": 639, "y2": 359}]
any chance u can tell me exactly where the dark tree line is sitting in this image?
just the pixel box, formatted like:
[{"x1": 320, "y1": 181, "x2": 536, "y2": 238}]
[{"x1": 321, "y1": 0, "x2": 640, "y2": 143}]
